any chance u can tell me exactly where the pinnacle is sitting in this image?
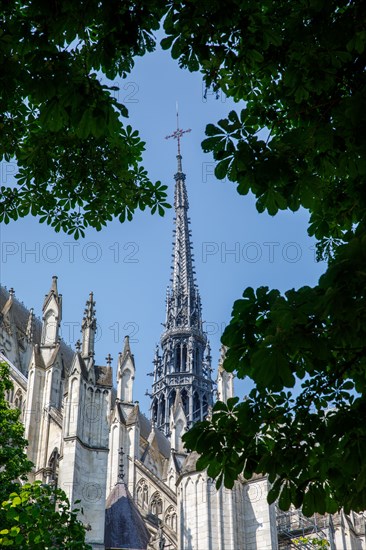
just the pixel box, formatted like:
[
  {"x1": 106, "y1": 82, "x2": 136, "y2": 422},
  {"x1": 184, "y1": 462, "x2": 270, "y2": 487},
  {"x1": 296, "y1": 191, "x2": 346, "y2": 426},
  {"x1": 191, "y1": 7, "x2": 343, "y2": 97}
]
[
  {"x1": 42, "y1": 276, "x2": 61, "y2": 311},
  {"x1": 118, "y1": 335, "x2": 135, "y2": 370}
]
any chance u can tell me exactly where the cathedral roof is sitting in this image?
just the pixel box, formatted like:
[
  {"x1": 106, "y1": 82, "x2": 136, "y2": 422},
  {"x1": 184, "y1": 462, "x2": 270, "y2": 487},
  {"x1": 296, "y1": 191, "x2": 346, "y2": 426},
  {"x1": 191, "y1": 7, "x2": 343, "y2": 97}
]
[
  {"x1": 72, "y1": 353, "x2": 89, "y2": 380},
  {"x1": 95, "y1": 365, "x2": 113, "y2": 387},
  {"x1": 1, "y1": 286, "x2": 41, "y2": 342},
  {"x1": 180, "y1": 451, "x2": 200, "y2": 475},
  {"x1": 33, "y1": 345, "x2": 46, "y2": 370},
  {"x1": 115, "y1": 402, "x2": 127, "y2": 424},
  {"x1": 104, "y1": 482, "x2": 150, "y2": 550},
  {"x1": 0, "y1": 285, "x2": 74, "y2": 368},
  {"x1": 125, "y1": 406, "x2": 171, "y2": 459},
  {"x1": 139, "y1": 412, "x2": 171, "y2": 459}
]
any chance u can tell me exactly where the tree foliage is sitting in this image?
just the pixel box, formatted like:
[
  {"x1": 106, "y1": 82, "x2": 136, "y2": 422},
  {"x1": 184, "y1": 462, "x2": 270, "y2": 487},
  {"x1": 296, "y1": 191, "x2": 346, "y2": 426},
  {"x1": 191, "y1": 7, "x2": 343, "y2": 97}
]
[
  {"x1": 172, "y1": 0, "x2": 366, "y2": 515},
  {"x1": 0, "y1": 0, "x2": 170, "y2": 237},
  {"x1": 0, "y1": 362, "x2": 89, "y2": 547},
  {"x1": 0, "y1": 482, "x2": 91, "y2": 549},
  {"x1": 0, "y1": 362, "x2": 33, "y2": 503},
  {"x1": 294, "y1": 537, "x2": 330, "y2": 549}
]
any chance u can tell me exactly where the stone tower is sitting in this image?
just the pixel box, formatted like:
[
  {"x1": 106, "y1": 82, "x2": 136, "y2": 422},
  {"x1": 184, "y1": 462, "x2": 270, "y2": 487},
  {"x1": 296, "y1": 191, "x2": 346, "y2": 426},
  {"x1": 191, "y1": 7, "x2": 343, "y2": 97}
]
[
  {"x1": 59, "y1": 292, "x2": 112, "y2": 549},
  {"x1": 150, "y1": 127, "x2": 214, "y2": 436}
]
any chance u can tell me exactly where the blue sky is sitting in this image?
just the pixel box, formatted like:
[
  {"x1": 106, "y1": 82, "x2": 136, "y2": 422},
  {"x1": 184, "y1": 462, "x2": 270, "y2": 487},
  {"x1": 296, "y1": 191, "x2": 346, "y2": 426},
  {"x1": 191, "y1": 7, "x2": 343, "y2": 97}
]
[{"x1": 0, "y1": 36, "x2": 325, "y2": 414}]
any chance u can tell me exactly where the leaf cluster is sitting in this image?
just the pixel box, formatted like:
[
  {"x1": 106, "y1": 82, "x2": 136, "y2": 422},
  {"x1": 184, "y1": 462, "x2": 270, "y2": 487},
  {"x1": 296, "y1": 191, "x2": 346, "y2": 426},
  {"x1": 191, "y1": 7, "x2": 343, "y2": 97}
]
[
  {"x1": 184, "y1": 225, "x2": 366, "y2": 514},
  {"x1": 0, "y1": 363, "x2": 89, "y2": 547},
  {"x1": 163, "y1": 0, "x2": 366, "y2": 258},
  {"x1": 294, "y1": 537, "x2": 330, "y2": 549},
  {"x1": 0, "y1": 362, "x2": 33, "y2": 505},
  {"x1": 0, "y1": 482, "x2": 91, "y2": 549},
  {"x1": 0, "y1": 0, "x2": 170, "y2": 236}
]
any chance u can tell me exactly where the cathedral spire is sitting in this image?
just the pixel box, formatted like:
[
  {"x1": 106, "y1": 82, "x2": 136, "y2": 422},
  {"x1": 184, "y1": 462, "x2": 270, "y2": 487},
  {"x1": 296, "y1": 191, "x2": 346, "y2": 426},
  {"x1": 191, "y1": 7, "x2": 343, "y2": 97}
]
[
  {"x1": 81, "y1": 291, "x2": 96, "y2": 368},
  {"x1": 151, "y1": 118, "x2": 214, "y2": 436},
  {"x1": 165, "y1": 115, "x2": 199, "y2": 330}
]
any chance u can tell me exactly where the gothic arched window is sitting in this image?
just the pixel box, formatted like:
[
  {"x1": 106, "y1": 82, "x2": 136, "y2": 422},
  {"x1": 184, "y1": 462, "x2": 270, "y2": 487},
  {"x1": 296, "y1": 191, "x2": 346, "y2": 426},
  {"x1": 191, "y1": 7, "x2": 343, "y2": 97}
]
[
  {"x1": 159, "y1": 395, "x2": 166, "y2": 427},
  {"x1": 137, "y1": 486, "x2": 143, "y2": 505},
  {"x1": 165, "y1": 506, "x2": 177, "y2": 531},
  {"x1": 46, "y1": 447, "x2": 59, "y2": 485},
  {"x1": 150, "y1": 492, "x2": 163, "y2": 517},
  {"x1": 122, "y1": 368, "x2": 133, "y2": 402},
  {"x1": 182, "y1": 344, "x2": 187, "y2": 372},
  {"x1": 14, "y1": 389, "x2": 23, "y2": 415},
  {"x1": 196, "y1": 348, "x2": 200, "y2": 373},
  {"x1": 143, "y1": 485, "x2": 148, "y2": 508},
  {"x1": 193, "y1": 392, "x2": 201, "y2": 422},
  {"x1": 181, "y1": 389, "x2": 189, "y2": 417},
  {"x1": 175, "y1": 344, "x2": 181, "y2": 372},
  {"x1": 137, "y1": 479, "x2": 149, "y2": 509},
  {"x1": 152, "y1": 399, "x2": 158, "y2": 424},
  {"x1": 42, "y1": 309, "x2": 57, "y2": 345},
  {"x1": 168, "y1": 390, "x2": 176, "y2": 416}
]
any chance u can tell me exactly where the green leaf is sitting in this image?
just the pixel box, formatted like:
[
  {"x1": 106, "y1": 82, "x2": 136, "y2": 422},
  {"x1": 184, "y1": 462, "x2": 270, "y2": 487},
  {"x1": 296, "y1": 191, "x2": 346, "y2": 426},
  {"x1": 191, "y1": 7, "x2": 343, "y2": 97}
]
[
  {"x1": 278, "y1": 483, "x2": 292, "y2": 511},
  {"x1": 160, "y1": 36, "x2": 174, "y2": 50}
]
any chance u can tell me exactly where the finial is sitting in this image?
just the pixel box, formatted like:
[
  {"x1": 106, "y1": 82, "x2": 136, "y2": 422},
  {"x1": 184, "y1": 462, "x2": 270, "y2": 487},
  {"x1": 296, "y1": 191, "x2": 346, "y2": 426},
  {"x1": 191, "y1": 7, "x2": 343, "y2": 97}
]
[
  {"x1": 84, "y1": 292, "x2": 95, "y2": 318},
  {"x1": 82, "y1": 292, "x2": 96, "y2": 335},
  {"x1": 123, "y1": 335, "x2": 131, "y2": 354},
  {"x1": 75, "y1": 339, "x2": 81, "y2": 352},
  {"x1": 9, "y1": 287, "x2": 14, "y2": 297},
  {"x1": 165, "y1": 104, "x2": 191, "y2": 173},
  {"x1": 106, "y1": 353, "x2": 113, "y2": 366},
  {"x1": 50, "y1": 275, "x2": 58, "y2": 295},
  {"x1": 118, "y1": 447, "x2": 125, "y2": 482}
]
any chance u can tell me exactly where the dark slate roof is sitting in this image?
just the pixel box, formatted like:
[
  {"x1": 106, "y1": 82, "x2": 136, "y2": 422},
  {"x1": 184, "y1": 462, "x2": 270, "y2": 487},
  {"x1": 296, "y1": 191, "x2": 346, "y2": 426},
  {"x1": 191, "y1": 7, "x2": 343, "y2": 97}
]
[
  {"x1": 71, "y1": 353, "x2": 89, "y2": 381},
  {"x1": 139, "y1": 411, "x2": 151, "y2": 438},
  {"x1": 0, "y1": 286, "x2": 41, "y2": 342},
  {"x1": 126, "y1": 404, "x2": 140, "y2": 427},
  {"x1": 95, "y1": 365, "x2": 113, "y2": 387},
  {"x1": 0, "y1": 285, "x2": 74, "y2": 369},
  {"x1": 33, "y1": 345, "x2": 46, "y2": 370},
  {"x1": 126, "y1": 407, "x2": 171, "y2": 460},
  {"x1": 105, "y1": 483, "x2": 150, "y2": 550},
  {"x1": 151, "y1": 424, "x2": 171, "y2": 460},
  {"x1": 116, "y1": 402, "x2": 127, "y2": 424},
  {"x1": 181, "y1": 451, "x2": 199, "y2": 475},
  {"x1": 172, "y1": 451, "x2": 185, "y2": 474}
]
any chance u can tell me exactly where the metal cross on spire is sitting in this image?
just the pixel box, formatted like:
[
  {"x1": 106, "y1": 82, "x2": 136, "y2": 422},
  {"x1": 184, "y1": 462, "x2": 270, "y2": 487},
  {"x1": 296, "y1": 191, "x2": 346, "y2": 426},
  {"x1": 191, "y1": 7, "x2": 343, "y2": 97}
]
[{"x1": 165, "y1": 103, "x2": 191, "y2": 172}]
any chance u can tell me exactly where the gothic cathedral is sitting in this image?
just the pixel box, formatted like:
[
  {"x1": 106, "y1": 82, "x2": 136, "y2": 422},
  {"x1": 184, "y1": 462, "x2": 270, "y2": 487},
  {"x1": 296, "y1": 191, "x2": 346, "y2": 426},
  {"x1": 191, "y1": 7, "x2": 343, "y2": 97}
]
[{"x1": 1, "y1": 144, "x2": 366, "y2": 549}]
